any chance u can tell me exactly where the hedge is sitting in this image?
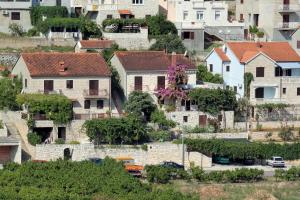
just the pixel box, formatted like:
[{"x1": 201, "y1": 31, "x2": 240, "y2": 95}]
[
  {"x1": 0, "y1": 159, "x2": 197, "y2": 200},
  {"x1": 37, "y1": 17, "x2": 81, "y2": 34},
  {"x1": 186, "y1": 139, "x2": 300, "y2": 160},
  {"x1": 275, "y1": 166, "x2": 300, "y2": 181},
  {"x1": 30, "y1": 6, "x2": 69, "y2": 26}
]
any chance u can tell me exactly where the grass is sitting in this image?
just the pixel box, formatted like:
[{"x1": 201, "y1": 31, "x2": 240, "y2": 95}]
[
  {"x1": 164, "y1": 180, "x2": 300, "y2": 200},
  {"x1": 0, "y1": 46, "x2": 74, "y2": 53}
]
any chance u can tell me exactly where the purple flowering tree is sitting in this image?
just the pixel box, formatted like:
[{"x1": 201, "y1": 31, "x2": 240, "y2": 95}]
[{"x1": 156, "y1": 64, "x2": 188, "y2": 106}]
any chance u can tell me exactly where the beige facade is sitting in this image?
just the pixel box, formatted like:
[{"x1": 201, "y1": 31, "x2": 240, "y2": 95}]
[
  {"x1": 245, "y1": 54, "x2": 300, "y2": 105},
  {"x1": 0, "y1": 9, "x2": 32, "y2": 34},
  {"x1": 289, "y1": 29, "x2": 300, "y2": 55},
  {"x1": 12, "y1": 57, "x2": 112, "y2": 119},
  {"x1": 236, "y1": 0, "x2": 300, "y2": 41}
]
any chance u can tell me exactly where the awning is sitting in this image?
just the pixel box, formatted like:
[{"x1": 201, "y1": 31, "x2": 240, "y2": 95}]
[
  {"x1": 277, "y1": 62, "x2": 300, "y2": 69},
  {"x1": 118, "y1": 10, "x2": 132, "y2": 15}
]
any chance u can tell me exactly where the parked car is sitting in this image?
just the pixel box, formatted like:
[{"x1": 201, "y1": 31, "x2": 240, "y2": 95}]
[
  {"x1": 160, "y1": 161, "x2": 184, "y2": 169},
  {"x1": 243, "y1": 157, "x2": 255, "y2": 165},
  {"x1": 266, "y1": 156, "x2": 285, "y2": 168},
  {"x1": 213, "y1": 156, "x2": 230, "y2": 165},
  {"x1": 116, "y1": 157, "x2": 144, "y2": 177},
  {"x1": 88, "y1": 157, "x2": 103, "y2": 165}
]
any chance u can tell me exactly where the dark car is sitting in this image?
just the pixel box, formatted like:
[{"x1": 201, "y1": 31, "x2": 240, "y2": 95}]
[
  {"x1": 88, "y1": 158, "x2": 103, "y2": 165},
  {"x1": 213, "y1": 156, "x2": 230, "y2": 165},
  {"x1": 161, "y1": 161, "x2": 184, "y2": 169}
]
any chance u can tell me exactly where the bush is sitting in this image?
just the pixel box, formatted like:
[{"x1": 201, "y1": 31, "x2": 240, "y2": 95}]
[
  {"x1": 27, "y1": 132, "x2": 42, "y2": 146},
  {"x1": 150, "y1": 34, "x2": 186, "y2": 54},
  {"x1": 69, "y1": 141, "x2": 80, "y2": 144},
  {"x1": 55, "y1": 138, "x2": 65, "y2": 144},
  {"x1": 150, "y1": 109, "x2": 176, "y2": 129},
  {"x1": 30, "y1": 6, "x2": 69, "y2": 26},
  {"x1": 26, "y1": 27, "x2": 39, "y2": 37},
  {"x1": 8, "y1": 23, "x2": 25, "y2": 37},
  {"x1": 278, "y1": 125, "x2": 294, "y2": 141},
  {"x1": 197, "y1": 64, "x2": 224, "y2": 84},
  {"x1": 275, "y1": 167, "x2": 300, "y2": 181},
  {"x1": 148, "y1": 130, "x2": 172, "y2": 142},
  {"x1": 185, "y1": 125, "x2": 215, "y2": 133}
]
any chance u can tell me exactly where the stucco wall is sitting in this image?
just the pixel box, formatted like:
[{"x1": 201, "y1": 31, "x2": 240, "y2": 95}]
[
  {"x1": 35, "y1": 142, "x2": 212, "y2": 168},
  {"x1": 0, "y1": 9, "x2": 32, "y2": 33}
]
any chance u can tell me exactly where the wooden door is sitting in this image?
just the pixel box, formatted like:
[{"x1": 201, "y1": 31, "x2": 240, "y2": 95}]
[
  {"x1": 134, "y1": 76, "x2": 143, "y2": 91},
  {"x1": 89, "y1": 80, "x2": 99, "y2": 95},
  {"x1": 157, "y1": 76, "x2": 165, "y2": 89},
  {"x1": 199, "y1": 115, "x2": 207, "y2": 127},
  {"x1": 44, "y1": 80, "x2": 53, "y2": 94}
]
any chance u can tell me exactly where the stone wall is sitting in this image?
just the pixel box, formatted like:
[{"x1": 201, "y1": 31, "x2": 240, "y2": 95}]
[
  {"x1": 0, "y1": 37, "x2": 76, "y2": 49},
  {"x1": 103, "y1": 28, "x2": 155, "y2": 50},
  {"x1": 0, "y1": 53, "x2": 19, "y2": 67},
  {"x1": 186, "y1": 132, "x2": 248, "y2": 140},
  {"x1": 35, "y1": 142, "x2": 212, "y2": 168}
]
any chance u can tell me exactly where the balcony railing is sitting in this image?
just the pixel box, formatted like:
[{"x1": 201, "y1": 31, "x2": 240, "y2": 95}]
[
  {"x1": 278, "y1": 4, "x2": 300, "y2": 12},
  {"x1": 37, "y1": 89, "x2": 62, "y2": 95},
  {"x1": 281, "y1": 76, "x2": 300, "y2": 84},
  {"x1": 276, "y1": 22, "x2": 299, "y2": 30},
  {"x1": 83, "y1": 89, "x2": 109, "y2": 99},
  {"x1": 73, "y1": 113, "x2": 121, "y2": 120},
  {"x1": 252, "y1": 98, "x2": 286, "y2": 105}
]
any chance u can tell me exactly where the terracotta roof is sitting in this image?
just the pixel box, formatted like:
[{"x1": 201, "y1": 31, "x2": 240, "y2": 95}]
[
  {"x1": 114, "y1": 51, "x2": 196, "y2": 71},
  {"x1": 227, "y1": 42, "x2": 300, "y2": 63},
  {"x1": 21, "y1": 53, "x2": 111, "y2": 77},
  {"x1": 79, "y1": 40, "x2": 114, "y2": 49},
  {"x1": 118, "y1": 10, "x2": 132, "y2": 15},
  {"x1": 214, "y1": 48, "x2": 230, "y2": 62}
]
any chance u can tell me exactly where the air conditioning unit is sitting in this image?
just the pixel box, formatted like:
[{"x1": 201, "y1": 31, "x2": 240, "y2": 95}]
[{"x1": 2, "y1": 10, "x2": 9, "y2": 15}]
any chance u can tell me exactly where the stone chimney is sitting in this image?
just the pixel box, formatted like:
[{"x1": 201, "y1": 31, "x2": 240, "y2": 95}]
[
  {"x1": 59, "y1": 61, "x2": 67, "y2": 72},
  {"x1": 256, "y1": 42, "x2": 263, "y2": 48},
  {"x1": 171, "y1": 52, "x2": 177, "y2": 66}
]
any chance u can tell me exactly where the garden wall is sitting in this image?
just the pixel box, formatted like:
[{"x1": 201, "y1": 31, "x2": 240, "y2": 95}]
[
  {"x1": 186, "y1": 132, "x2": 248, "y2": 140},
  {"x1": 35, "y1": 142, "x2": 212, "y2": 168}
]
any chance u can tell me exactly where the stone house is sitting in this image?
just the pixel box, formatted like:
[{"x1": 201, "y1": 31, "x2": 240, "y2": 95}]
[
  {"x1": 205, "y1": 42, "x2": 300, "y2": 106},
  {"x1": 11, "y1": 52, "x2": 112, "y2": 143},
  {"x1": 85, "y1": 0, "x2": 159, "y2": 25},
  {"x1": 0, "y1": 0, "x2": 33, "y2": 33},
  {"x1": 236, "y1": 0, "x2": 300, "y2": 41},
  {"x1": 75, "y1": 40, "x2": 114, "y2": 52},
  {"x1": 289, "y1": 28, "x2": 300, "y2": 55}
]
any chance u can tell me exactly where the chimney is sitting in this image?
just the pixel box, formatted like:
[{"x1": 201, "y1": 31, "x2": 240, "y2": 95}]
[
  {"x1": 171, "y1": 52, "x2": 177, "y2": 67},
  {"x1": 59, "y1": 61, "x2": 67, "y2": 72},
  {"x1": 256, "y1": 42, "x2": 263, "y2": 48}
]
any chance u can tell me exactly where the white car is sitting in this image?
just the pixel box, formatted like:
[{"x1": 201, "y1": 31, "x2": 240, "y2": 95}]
[{"x1": 267, "y1": 156, "x2": 285, "y2": 167}]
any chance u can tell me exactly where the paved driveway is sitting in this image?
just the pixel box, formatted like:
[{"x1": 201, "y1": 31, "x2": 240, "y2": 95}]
[{"x1": 203, "y1": 164, "x2": 292, "y2": 177}]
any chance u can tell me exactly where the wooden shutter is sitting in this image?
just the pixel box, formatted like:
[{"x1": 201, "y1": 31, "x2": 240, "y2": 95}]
[
  {"x1": 44, "y1": 80, "x2": 53, "y2": 93},
  {"x1": 134, "y1": 76, "x2": 143, "y2": 91},
  {"x1": 199, "y1": 115, "x2": 207, "y2": 127},
  {"x1": 157, "y1": 76, "x2": 165, "y2": 89}
]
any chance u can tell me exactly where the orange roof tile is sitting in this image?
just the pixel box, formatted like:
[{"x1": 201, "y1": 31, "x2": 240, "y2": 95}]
[
  {"x1": 118, "y1": 10, "x2": 132, "y2": 15},
  {"x1": 21, "y1": 53, "x2": 111, "y2": 77},
  {"x1": 214, "y1": 48, "x2": 230, "y2": 62},
  {"x1": 227, "y1": 42, "x2": 300, "y2": 63},
  {"x1": 80, "y1": 40, "x2": 114, "y2": 49}
]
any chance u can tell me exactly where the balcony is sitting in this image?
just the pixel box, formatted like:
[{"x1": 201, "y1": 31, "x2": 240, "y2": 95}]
[
  {"x1": 73, "y1": 113, "x2": 120, "y2": 120},
  {"x1": 281, "y1": 76, "x2": 300, "y2": 84},
  {"x1": 276, "y1": 22, "x2": 299, "y2": 30},
  {"x1": 252, "y1": 98, "x2": 286, "y2": 105},
  {"x1": 83, "y1": 89, "x2": 109, "y2": 99},
  {"x1": 86, "y1": 0, "x2": 99, "y2": 11},
  {"x1": 278, "y1": 4, "x2": 300, "y2": 13},
  {"x1": 37, "y1": 89, "x2": 62, "y2": 95}
]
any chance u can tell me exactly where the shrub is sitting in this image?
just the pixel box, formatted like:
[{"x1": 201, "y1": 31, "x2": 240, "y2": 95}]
[
  {"x1": 191, "y1": 166, "x2": 206, "y2": 181},
  {"x1": 197, "y1": 64, "x2": 224, "y2": 84},
  {"x1": 279, "y1": 125, "x2": 294, "y2": 141},
  {"x1": 275, "y1": 167, "x2": 300, "y2": 181},
  {"x1": 55, "y1": 138, "x2": 65, "y2": 144},
  {"x1": 150, "y1": 110, "x2": 176, "y2": 129},
  {"x1": 69, "y1": 141, "x2": 80, "y2": 144},
  {"x1": 8, "y1": 23, "x2": 25, "y2": 37},
  {"x1": 26, "y1": 27, "x2": 39, "y2": 37},
  {"x1": 27, "y1": 132, "x2": 42, "y2": 146},
  {"x1": 148, "y1": 130, "x2": 172, "y2": 142},
  {"x1": 145, "y1": 165, "x2": 171, "y2": 184},
  {"x1": 150, "y1": 34, "x2": 186, "y2": 54},
  {"x1": 30, "y1": 6, "x2": 69, "y2": 26},
  {"x1": 141, "y1": 144, "x2": 148, "y2": 151}
]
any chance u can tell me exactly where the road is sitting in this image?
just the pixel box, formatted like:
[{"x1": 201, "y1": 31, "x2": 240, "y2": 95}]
[{"x1": 203, "y1": 164, "x2": 291, "y2": 177}]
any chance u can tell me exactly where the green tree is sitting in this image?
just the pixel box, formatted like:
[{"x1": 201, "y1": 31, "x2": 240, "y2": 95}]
[
  {"x1": 150, "y1": 34, "x2": 186, "y2": 53},
  {"x1": 150, "y1": 109, "x2": 176, "y2": 129},
  {"x1": 146, "y1": 14, "x2": 177, "y2": 36},
  {"x1": 0, "y1": 77, "x2": 22, "y2": 110},
  {"x1": 124, "y1": 91, "x2": 156, "y2": 120},
  {"x1": 80, "y1": 17, "x2": 102, "y2": 39},
  {"x1": 197, "y1": 64, "x2": 223, "y2": 84},
  {"x1": 9, "y1": 23, "x2": 25, "y2": 37},
  {"x1": 244, "y1": 72, "x2": 254, "y2": 98}
]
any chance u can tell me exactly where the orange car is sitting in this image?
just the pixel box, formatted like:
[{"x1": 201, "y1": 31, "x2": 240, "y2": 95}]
[{"x1": 116, "y1": 157, "x2": 144, "y2": 177}]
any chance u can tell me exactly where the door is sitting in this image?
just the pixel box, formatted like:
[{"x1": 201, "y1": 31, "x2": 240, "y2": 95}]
[
  {"x1": 283, "y1": 14, "x2": 290, "y2": 28},
  {"x1": 58, "y1": 127, "x2": 66, "y2": 141},
  {"x1": 157, "y1": 76, "x2": 165, "y2": 90},
  {"x1": 89, "y1": 80, "x2": 99, "y2": 95},
  {"x1": 0, "y1": 146, "x2": 11, "y2": 164},
  {"x1": 44, "y1": 80, "x2": 53, "y2": 94},
  {"x1": 199, "y1": 115, "x2": 207, "y2": 127},
  {"x1": 185, "y1": 100, "x2": 191, "y2": 111},
  {"x1": 134, "y1": 76, "x2": 143, "y2": 91}
]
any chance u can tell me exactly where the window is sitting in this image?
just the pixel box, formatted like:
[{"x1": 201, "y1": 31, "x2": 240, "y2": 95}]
[
  {"x1": 132, "y1": 0, "x2": 143, "y2": 4},
  {"x1": 226, "y1": 65, "x2": 230, "y2": 72},
  {"x1": 183, "y1": 116, "x2": 188, "y2": 123},
  {"x1": 256, "y1": 67, "x2": 264, "y2": 77},
  {"x1": 255, "y1": 88, "x2": 264, "y2": 98},
  {"x1": 209, "y1": 64, "x2": 213, "y2": 72},
  {"x1": 97, "y1": 100, "x2": 104, "y2": 109},
  {"x1": 84, "y1": 100, "x2": 91, "y2": 109},
  {"x1": 297, "y1": 88, "x2": 300, "y2": 96},
  {"x1": 297, "y1": 41, "x2": 300, "y2": 49},
  {"x1": 107, "y1": 15, "x2": 113, "y2": 19},
  {"x1": 275, "y1": 67, "x2": 283, "y2": 77},
  {"x1": 196, "y1": 11, "x2": 204, "y2": 20},
  {"x1": 134, "y1": 76, "x2": 143, "y2": 91},
  {"x1": 234, "y1": 86, "x2": 237, "y2": 92},
  {"x1": 157, "y1": 76, "x2": 165, "y2": 89},
  {"x1": 182, "y1": 31, "x2": 194, "y2": 40},
  {"x1": 215, "y1": 11, "x2": 221, "y2": 20},
  {"x1": 183, "y1": 11, "x2": 188, "y2": 20},
  {"x1": 283, "y1": 88, "x2": 286, "y2": 95},
  {"x1": 24, "y1": 79, "x2": 27, "y2": 88},
  {"x1": 239, "y1": 14, "x2": 244, "y2": 21},
  {"x1": 11, "y1": 12, "x2": 20, "y2": 20},
  {"x1": 145, "y1": 15, "x2": 151, "y2": 18},
  {"x1": 66, "y1": 80, "x2": 73, "y2": 89},
  {"x1": 56, "y1": 0, "x2": 61, "y2": 6},
  {"x1": 285, "y1": 69, "x2": 292, "y2": 76},
  {"x1": 240, "y1": 0, "x2": 244, "y2": 3}
]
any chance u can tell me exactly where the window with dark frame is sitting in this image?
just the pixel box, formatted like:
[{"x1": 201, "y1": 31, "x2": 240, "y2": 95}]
[
  {"x1": 297, "y1": 88, "x2": 300, "y2": 96},
  {"x1": 107, "y1": 14, "x2": 113, "y2": 19},
  {"x1": 84, "y1": 100, "x2": 91, "y2": 109},
  {"x1": 183, "y1": 116, "x2": 188, "y2": 122},
  {"x1": 256, "y1": 67, "x2": 264, "y2": 77},
  {"x1": 226, "y1": 65, "x2": 230, "y2": 72},
  {"x1": 134, "y1": 76, "x2": 143, "y2": 91},
  {"x1": 11, "y1": 12, "x2": 20, "y2": 20},
  {"x1": 240, "y1": 0, "x2": 244, "y2": 3},
  {"x1": 24, "y1": 79, "x2": 27, "y2": 88},
  {"x1": 283, "y1": 88, "x2": 286, "y2": 95},
  {"x1": 182, "y1": 31, "x2": 194, "y2": 40},
  {"x1": 234, "y1": 86, "x2": 237, "y2": 93},
  {"x1": 275, "y1": 67, "x2": 283, "y2": 77},
  {"x1": 209, "y1": 64, "x2": 213, "y2": 72},
  {"x1": 97, "y1": 100, "x2": 104, "y2": 109},
  {"x1": 66, "y1": 80, "x2": 73, "y2": 89}
]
